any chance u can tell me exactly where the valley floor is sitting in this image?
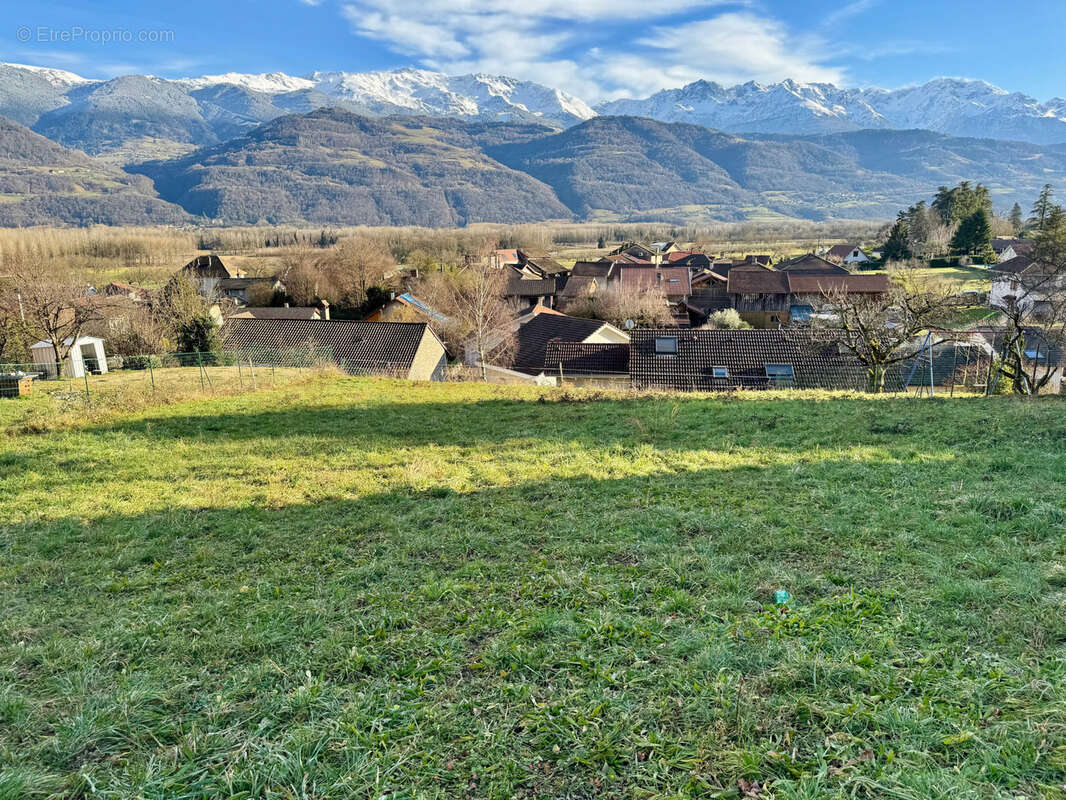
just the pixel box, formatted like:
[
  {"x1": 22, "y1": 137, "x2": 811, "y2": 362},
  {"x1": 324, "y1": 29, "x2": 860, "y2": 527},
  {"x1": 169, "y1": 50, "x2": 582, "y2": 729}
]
[{"x1": 2, "y1": 378, "x2": 1065, "y2": 798}]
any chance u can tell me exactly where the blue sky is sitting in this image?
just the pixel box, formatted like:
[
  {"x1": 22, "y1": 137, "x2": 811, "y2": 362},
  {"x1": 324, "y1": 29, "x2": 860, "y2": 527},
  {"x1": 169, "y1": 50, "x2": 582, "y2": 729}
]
[{"x1": 3, "y1": 0, "x2": 1065, "y2": 102}]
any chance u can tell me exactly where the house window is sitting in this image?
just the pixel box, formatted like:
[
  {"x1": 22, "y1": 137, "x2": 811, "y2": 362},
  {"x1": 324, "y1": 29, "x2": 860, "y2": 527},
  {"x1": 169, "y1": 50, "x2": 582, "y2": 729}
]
[
  {"x1": 711, "y1": 366, "x2": 729, "y2": 378},
  {"x1": 765, "y1": 363, "x2": 795, "y2": 387},
  {"x1": 789, "y1": 304, "x2": 813, "y2": 322},
  {"x1": 1025, "y1": 347, "x2": 1046, "y2": 361},
  {"x1": 769, "y1": 315, "x2": 781, "y2": 324},
  {"x1": 654, "y1": 336, "x2": 678, "y2": 355}
]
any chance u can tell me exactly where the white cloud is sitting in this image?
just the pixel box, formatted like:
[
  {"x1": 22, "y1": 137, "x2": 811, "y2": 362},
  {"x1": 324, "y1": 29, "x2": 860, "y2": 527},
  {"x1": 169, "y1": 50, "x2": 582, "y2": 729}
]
[
  {"x1": 821, "y1": 0, "x2": 880, "y2": 29},
  {"x1": 335, "y1": 1, "x2": 845, "y2": 102}
]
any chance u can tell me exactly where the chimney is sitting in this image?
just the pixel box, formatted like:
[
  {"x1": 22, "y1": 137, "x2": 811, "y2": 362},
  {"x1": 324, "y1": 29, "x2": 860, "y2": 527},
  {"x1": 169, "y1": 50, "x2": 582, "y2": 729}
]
[{"x1": 320, "y1": 300, "x2": 331, "y2": 320}]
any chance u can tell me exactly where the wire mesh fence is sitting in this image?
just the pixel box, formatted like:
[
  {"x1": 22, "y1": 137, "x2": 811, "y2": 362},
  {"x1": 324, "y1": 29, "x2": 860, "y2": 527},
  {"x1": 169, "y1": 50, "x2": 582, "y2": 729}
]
[{"x1": 0, "y1": 346, "x2": 423, "y2": 410}]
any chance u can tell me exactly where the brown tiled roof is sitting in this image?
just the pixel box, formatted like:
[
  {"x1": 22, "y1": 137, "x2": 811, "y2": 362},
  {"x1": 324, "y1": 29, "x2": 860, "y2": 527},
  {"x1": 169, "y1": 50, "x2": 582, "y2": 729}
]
[
  {"x1": 826, "y1": 244, "x2": 862, "y2": 260},
  {"x1": 543, "y1": 341, "x2": 629, "y2": 375},
  {"x1": 785, "y1": 273, "x2": 890, "y2": 294},
  {"x1": 630, "y1": 329, "x2": 864, "y2": 391},
  {"x1": 222, "y1": 318, "x2": 434, "y2": 372},
  {"x1": 615, "y1": 266, "x2": 691, "y2": 296},
  {"x1": 227, "y1": 306, "x2": 321, "y2": 320},
  {"x1": 726, "y1": 265, "x2": 790, "y2": 294},
  {"x1": 512, "y1": 314, "x2": 611, "y2": 373},
  {"x1": 727, "y1": 265, "x2": 888, "y2": 295}
]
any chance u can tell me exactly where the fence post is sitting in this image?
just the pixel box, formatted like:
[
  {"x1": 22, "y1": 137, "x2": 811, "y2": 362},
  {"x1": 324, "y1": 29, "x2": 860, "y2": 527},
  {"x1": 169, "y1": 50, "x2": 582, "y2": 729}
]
[
  {"x1": 271, "y1": 360, "x2": 276, "y2": 387},
  {"x1": 237, "y1": 358, "x2": 244, "y2": 389},
  {"x1": 248, "y1": 356, "x2": 256, "y2": 390},
  {"x1": 83, "y1": 369, "x2": 91, "y2": 407},
  {"x1": 148, "y1": 357, "x2": 155, "y2": 390},
  {"x1": 197, "y1": 352, "x2": 206, "y2": 392}
]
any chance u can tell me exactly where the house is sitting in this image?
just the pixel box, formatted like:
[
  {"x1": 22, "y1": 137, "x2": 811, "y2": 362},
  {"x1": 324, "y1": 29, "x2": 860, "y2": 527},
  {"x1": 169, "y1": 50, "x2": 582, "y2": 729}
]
[
  {"x1": 743, "y1": 255, "x2": 773, "y2": 267},
  {"x1": 543, "y1": 341, "x2": 630, "y2": 387},
  {"x1": 180, "y1": 254, "x2": 241, "y2": 297},
  {"x1": 495, "y1": 249, "x2": 568, "y2": 279},
  {"x1": 777, "y1": 253, "x2": 850, "y2": 273},
  {"x1": 726, "y1": 264, "x2": 890, "y2": 327},
  {"x1": 227, "y1": 302, "x2": 329, "y2": 321},
  {"x1": 964, "y1": 326, "x2": 1064, "y2": 393},
  {"x1": 556, "y1": 274, "x2": 604, "y2": 310},
  {"x1": 686, "y1": 269, "x2": 732, "y2": 324},
  {"x1": 102, "y1": 281, "x2": 150, "y2": 303},
  {"x1": 992, "y1": 238, "x2": 1033, "y2": 263},
  {"x1": 30, "y1": 336, "x2": 109, "y2": 378},
  {"x1": 570, "y1": 261, "x2": 615, "y2": 278},
  {"x1": 609, "y1": 242, "x2": 659, "y2": 261},
  {"x1": 663, "y1": 251, "x2": 712, "y2": 269},
  {"x1": 989, "y1": 255, "x2": 1065, "y2": 314},
  {"x1": 613, "y1": 266, "x2": 692, "y2": 326},
  {"x1": 519, "y1": 253, "x2": 568, "y2": 279},
  {"x1": 826, "y1": 244, "x2": 871, "y2": 265},
  {"x1": 628, "y1": 329, "x2": 863, "y2": 392},
  {"x1": 365, "y1": 293, "x2": 448, "y2": 324},
  {"x1": 222, "y1": 319, "x2": 448, "y2": 381},
  {"x1": 511, "y1": 312, "x2": 629, "y2": 375},
  {"x1": 493, "y1": 249, "x2": 520, "y2": 268},
  {"x1": 217, "y1": 276, "x2": 284, "y2": 305},
  {"x1": 505, "y1": 276, "x2": 558, "y2": 311}
]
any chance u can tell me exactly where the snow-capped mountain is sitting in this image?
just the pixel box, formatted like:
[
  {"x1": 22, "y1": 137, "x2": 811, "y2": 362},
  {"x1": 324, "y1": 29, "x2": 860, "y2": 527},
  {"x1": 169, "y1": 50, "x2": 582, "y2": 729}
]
[
  {"x1": 4, "y1": 60, "x2": 1066, "y2": 163},
  {"x1": 173, "y1": 67, "x2": 594, "y2": 127},
  {"x1": 598, "y1": 77, "x2": 1066, "y2": 145}
]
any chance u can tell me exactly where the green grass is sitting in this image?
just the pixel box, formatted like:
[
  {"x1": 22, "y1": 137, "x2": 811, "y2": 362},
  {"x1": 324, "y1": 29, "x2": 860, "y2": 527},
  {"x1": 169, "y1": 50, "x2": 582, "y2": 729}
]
[{"x1": 2, "y1": 378, "x2": 1066, "y2": 799}]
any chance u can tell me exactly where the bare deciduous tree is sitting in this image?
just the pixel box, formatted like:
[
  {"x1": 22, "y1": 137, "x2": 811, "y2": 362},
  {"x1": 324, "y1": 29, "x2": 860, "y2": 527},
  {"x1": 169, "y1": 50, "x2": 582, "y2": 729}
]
[
  {"x1": 815, "y1": 270, "x2": 956, "y2": 392},
  {"x1": 416, "y1": 245, "x2": 517, "y2": 378},
  {"x1": 564, "y1": 282, "x2": 673, "y2": 329},
  {"x1": 7, "y1": 254, "x2": 110, "y2": 376},
  {"x1": 326, "y1": 234, "x2": 396, "y2": 309},
  {"x1": 990, "y1": 219, "x2": 1066, "y2": 395}
]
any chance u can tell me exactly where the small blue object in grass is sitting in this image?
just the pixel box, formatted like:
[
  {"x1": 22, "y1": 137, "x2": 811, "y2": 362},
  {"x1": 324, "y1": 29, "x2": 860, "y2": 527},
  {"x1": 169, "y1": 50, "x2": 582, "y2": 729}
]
[{"x1": 774, "y1": 589, "x2": 790, "y2": 605}]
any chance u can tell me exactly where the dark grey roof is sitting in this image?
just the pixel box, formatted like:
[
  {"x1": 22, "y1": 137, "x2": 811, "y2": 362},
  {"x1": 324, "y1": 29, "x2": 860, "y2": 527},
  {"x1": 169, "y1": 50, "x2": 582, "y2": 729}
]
[
  {"x1": 182, "y1": 254, "x2": 231, "y2": 278},
  {"x1": 629, "y1": 329, "x2": 865, "y2": 391},
  {"x1": 512, "y1": 313, "x2": 609, "y2": 373},
  {"x1": 227, "y1": 306, "x2": 321, "y2": 320},
  {"x1": 223, "y1": 318, "x2": 433, "y2": 372},
  {"x1": 991, "y1": 254, "x2": 1037, "y2": 275},
  {"x1": 219, "y1": 276, "x2": 276, "y2": 290},
  {"x1": 570, "y1": 261, "x2": 614, "y2": 278},
  {"x1": 505, "y1": 277, "x2": 556, "y2": 297},
  {"x1": 777, "y1": 253, "x2": 849, "y2": 273},
  {"x1": 543, "y1": 342, "x2": 629, "y2": 375}
]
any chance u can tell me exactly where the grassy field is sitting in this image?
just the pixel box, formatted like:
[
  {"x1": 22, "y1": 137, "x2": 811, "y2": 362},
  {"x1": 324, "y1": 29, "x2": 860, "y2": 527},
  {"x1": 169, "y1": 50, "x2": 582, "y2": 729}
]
[{"x1": 2, "y1": 378, "x2": 1066, "y2": 799}]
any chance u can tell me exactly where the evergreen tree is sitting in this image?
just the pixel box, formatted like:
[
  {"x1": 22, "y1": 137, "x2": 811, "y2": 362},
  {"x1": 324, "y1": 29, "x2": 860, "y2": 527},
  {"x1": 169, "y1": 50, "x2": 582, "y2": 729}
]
[
  {"x1": 1008, "y1": 202, "x2": 1024, "y2": 234},
  {"x1": 1031, "y1": 184, "x2": 1055, "y2": 232},
  {"x1": 882, "y1": 214, "x2": 911, "y2": 261},
  {"x1": 176, "y1": 315, "x2": 222, "y2": 363},
  {"x1": 903, "y1": 201, "x2": 930, "y2": 255},
  {"x1": 951, "y1": 209, "x2": 993, "y2": 257}
]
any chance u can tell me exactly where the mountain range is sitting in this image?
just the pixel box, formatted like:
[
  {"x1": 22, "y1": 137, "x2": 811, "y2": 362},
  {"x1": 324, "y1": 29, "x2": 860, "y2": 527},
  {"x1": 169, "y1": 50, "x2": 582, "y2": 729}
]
[
  {"x1": 3, "y1": 61, "x2": 1066, "y2": 227},
  {"x1": 4, "y1": 62, "x2": 1066, "y2": 164}
]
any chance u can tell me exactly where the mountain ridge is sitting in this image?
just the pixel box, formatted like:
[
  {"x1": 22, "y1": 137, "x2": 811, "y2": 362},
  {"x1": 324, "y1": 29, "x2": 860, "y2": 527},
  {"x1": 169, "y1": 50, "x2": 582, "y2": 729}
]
[{"x1": 3, "y1": 61, "x2": 1066, "y2": 164}]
